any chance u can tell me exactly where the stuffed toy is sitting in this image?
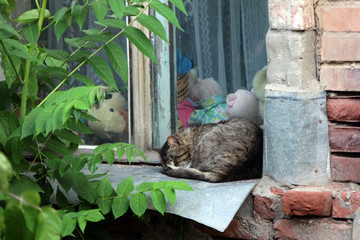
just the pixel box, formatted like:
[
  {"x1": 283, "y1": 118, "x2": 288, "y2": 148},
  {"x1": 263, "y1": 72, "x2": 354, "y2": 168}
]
[
  {"x1": 176, "y1": 50, "x2": 196, "y2": 131},
  {"x1": 226, "y1": 89, "x2": 261, "y2": 124},
  {"x1": 252, "y1": 66, "x2": 267, "y2": 120},
  {"x1": 188, "y1": 78, "x2": 229, "y2": 126},
  {"x1": 87, "y1": 90, "x2": 128, "y2": 143}
]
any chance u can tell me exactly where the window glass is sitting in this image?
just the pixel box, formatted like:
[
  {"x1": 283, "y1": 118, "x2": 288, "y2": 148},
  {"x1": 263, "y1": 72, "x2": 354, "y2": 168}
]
[
  {"x1": 48, "y1": 1, "x2": 129, "y2": 145},
  {"x1": 175, "y1": 0, "x2": 268, "y2": 130}
]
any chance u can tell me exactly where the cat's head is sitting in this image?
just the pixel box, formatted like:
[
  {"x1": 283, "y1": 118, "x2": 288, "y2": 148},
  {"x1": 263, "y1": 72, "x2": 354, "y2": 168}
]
[{"x1": 160, "y1": 134, "x2": 191, "y2": 168}]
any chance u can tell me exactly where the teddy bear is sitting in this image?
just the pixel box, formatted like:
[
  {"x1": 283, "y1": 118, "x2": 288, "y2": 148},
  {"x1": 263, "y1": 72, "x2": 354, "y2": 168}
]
[
  {"x1": 176, "y1": 50, "x2": 196, "y2": 131},
  {"x1": 86, "y1": 90, "x2": 128, "y2": 144},
  {"x1": 226, "y1": 89, "x2": 261, "y2": 125},
  {"x1": 188, "y1": 77, "x2": 229, "y2": 126},
  {"x1": 252, "y1": 65, "x2": 267, "y2": 120}
]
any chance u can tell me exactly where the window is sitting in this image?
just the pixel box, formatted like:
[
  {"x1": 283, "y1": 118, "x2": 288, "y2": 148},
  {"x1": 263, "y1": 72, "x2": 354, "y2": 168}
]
[{"x1": 47, "y1": 0, "x2": 269, "y2": 162}]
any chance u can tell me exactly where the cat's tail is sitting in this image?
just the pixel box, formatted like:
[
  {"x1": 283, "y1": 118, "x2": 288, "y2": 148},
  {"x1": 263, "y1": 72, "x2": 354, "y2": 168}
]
[{"x1": 163, "y1": 165, "x2": 220, "y2": 183}]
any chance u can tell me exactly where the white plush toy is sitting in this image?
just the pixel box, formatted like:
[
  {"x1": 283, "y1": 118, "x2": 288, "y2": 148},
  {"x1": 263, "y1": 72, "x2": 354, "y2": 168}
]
[
  {"x1": 87, "y1": 90, "x2": 128, "y2": 142},
  {"x1": 226, "y1": 89, "x2": 260, "y2": 124}
]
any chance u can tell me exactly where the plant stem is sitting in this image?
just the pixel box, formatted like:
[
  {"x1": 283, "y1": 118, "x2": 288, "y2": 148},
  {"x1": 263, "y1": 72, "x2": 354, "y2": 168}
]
[
  {"x1": 37, "y1": 0, "x2": 154, "y2": 108},
  {"x1": 20, "y1": 46, "x2": 34, "y2": 123},
  {"x1": 20, "y1": 0, "x2": 47, "y2": 123},
  {"x1": 38, "y1": 0, "x2": 47, "y2": 31},
  {"x1": 6, "y1": 192, "x2": 42, "y2": 211}
]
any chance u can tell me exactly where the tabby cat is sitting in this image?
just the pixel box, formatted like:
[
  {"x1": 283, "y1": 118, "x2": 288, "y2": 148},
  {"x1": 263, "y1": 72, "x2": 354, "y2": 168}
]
[{"x1": 160, "y1": 119, "x2": 263, "y2": 182}]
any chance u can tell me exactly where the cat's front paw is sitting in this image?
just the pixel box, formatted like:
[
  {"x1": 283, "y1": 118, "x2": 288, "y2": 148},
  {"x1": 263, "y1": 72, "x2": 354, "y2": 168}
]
[{"x1": 166, "y1": 164, "x2": 179, "y2": 170}]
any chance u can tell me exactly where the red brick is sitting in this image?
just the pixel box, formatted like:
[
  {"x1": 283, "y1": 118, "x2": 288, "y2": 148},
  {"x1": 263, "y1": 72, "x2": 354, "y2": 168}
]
[
  {"x1": 327, "y1": 98, "x2": 360, "y2": 122},
  {"x1": 282, "y1": 190, "x2": 332, "y2": 216},
  {"x1": 333, "y1": 191, "x2": 360, "y2": 219},
  {"x1": 195, "y1": 217, "x2": 274, "y2": 240},
  {"x1": 319, "y1": 6, "x2": 360, "y2": 32},
  {"x1": 321, "y1": 32, "x2": 360, "y2": 61},
  {"x1": 320, "y1": 65, "x2": 360, "y2": 91},
  {"x1": 269, "y1": 0, "x2": 314, "y2": 30},
  {"x1": 274, "y1": 218, "x2": 352, "y2": 240},
  {"x1": 270, "y1": 187, "x2": 284, "y2": 196},
  {"x1": 254, "y1": 196, "x2": 275, "y2": 220},
  {"x1": 331, "y1": 155, "x2": 360, "y2": 183},
  {"x1": 329, "y1": 125, "x2": 360, "y2": 152}
]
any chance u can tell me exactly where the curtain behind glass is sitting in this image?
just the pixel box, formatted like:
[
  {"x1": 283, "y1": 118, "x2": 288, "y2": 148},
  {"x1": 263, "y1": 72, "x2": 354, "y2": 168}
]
[{"x1": 176, "y1": 0, "x2": 268, "y2": 93}]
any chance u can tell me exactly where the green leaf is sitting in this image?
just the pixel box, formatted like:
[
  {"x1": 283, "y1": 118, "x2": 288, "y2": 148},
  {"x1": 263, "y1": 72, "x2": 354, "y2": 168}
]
[
  {"x1": 172, "y1": 180, "x2": 194, "y2": 191},
  {"x1": 92, "y1": 0, "x2": 108, "y2": 22},
  {"x1": 54, "y1": 7, "x2": 69, "y2": 22},
  {"x1": 0, "y1": 152, "x2": 13, "y2": 196},
  {"x1": 137, "y1": 14, "x2": 168, "y2": 43},
  {"x1": 136, "y1": 182, "x2": 154, "y2": 192},
  {"x1": 150, "y1": 0, "x2": 183, "y2": 31},
  {"x1": 56, "y1": 187, "x2": 69, "y2": 208},
  {"x1": 35, "y1": 107, "x2": 52, "y2": 136},
  {"x1": 61, "y1": 215, "x2": 76, "y2": 237},
  {"x1": 21, "y1": 107, "x2": 42, "y2": 138},
  {"x1": 15, "y1": 9, "x2": 51, "y2": 24},
  {"x1": 104, "y1": 42, "x2": 128, "y2": 84},
  {"x1": 83, "y1": 209, "x2": 105, "y2": 222},
  {"x1": 116, "y1": 146, "x2": 125, "y2": 159},
  {"x1": 22, "y1": 23, "x2": 39, "y2": 46},
  {"x1": 9, "y1": 175, "x2": 44, "y2": 197},
  {"x1": 0, "y1": 19, "x2": 21, "y2": 38},
  {"x1": 123, "y1": 26, "x2": 157, "y2": 64},
  {"x1": 72, "y1": 172, "x2": 98, "y2": 203},
  {"x1": 164, "y1": 187, "x2": 176, "y2": 205},
  {"x1": 72, "y1": 73, "x2": 95, "y2": 86},
  {"x1": 10, "y1": 137, "x2": 23, "y2": 165},
  {"x1": 54, "y1": 20, "x2": 68, "y2": 43},
  {"x1": 169, "y1": 0, "x2": 187, "y2": 15},
  {"x1": 87, "y1": 154, "x2": 102, "y2": 174},
  {"x1": 54, "y1": 129, "x2": 84, "y2": 145},
  {"x1": 35, "y1": 206, "x2": 62, "y2": 240},
  {"x1": 88, "y1": 56, "x2": 118, "y2": 90},
  {"x1": 97, "y1": 197, "x2": 112, "y2": 215},
  {"x1": 150, "y1": 189, "x2": 166, "y2": 215},
  {"x1": 28, "y1": 71, "x2": 38, "y2": 100},
  {"x1": 104, "y1": 149, "x2": 115, "y2": 165},
  {"x1": 1, "y1": 54, "x2": 20, "y2": 88},
  {"x1": 73, "y1": 4, "x2": 88, "y2": 30},
  {"x1": 116, "y1": 176, "x2": 134, "y2": 195},
  {"x1": 20, "y1": 191, "x2": 40, "y2": 233},
  {"x1": 98, "y1": 176, "x2": 115, "y2": 198},
  {"x1": 52, "y1": 103, "x2": 66, "y2": 131},
  {"x1": 130, "y1": 192, "x2": 147, "y2": 217},
  {"x1": 78, "y1": 215, "x2": 86, "y2": 233},
  {"x1": 2, "y1": 38, "x2": 28, "y2": 53},
  {"x1": 45, "y1": 49, "x2": 69, "y2": 60},
  {"x1": 112, "y1": 196, "x2": 129, "y2": 219},
  {"x1": 108, "y1": 0, "x2": 124, "y2": 19}
]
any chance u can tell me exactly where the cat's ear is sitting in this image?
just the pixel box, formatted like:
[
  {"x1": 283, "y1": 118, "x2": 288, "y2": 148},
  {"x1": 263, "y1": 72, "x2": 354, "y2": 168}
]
[{"x1": 167, "y1": 135, "x2": 181, "y2": 147}]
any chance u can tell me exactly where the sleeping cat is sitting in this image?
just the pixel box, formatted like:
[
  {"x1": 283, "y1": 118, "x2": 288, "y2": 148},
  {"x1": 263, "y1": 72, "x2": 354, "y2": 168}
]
[{"x1": 160, "y1": 119, "x2": 263, "y2": 182}]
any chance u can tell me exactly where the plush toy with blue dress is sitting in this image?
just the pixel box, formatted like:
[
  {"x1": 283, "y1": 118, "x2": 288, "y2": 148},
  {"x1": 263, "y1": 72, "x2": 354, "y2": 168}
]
[{"x1": 188, "y1": 78, "x2": 229, "y2": 126}]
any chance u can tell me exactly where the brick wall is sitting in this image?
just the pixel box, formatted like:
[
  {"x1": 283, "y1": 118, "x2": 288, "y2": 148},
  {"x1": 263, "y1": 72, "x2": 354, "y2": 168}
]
[{"x1": 317, "y1": 0, "x2": 360, "y2": 184}]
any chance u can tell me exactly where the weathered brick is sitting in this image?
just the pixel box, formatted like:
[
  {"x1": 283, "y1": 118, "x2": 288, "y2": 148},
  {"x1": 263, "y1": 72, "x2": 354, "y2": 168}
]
[
  {"x1": 333, "y1": 191, "x2": 360, "y2": 219},
  {"x1": 327, "y1": 98, "x2": 360, "y2": 122},
  {"x1": 282, "y1": 190, "x2": 332, "y2": 216},
  {"x1": 321, "y1": 32, "x2": 360, "y2": 61},
  {"x1": 274, "y1": 218, "x2": 353, "y2": 240},
  {"x1": 269, "y1": 0, "x2": 314, "y2": 30},
  {"x1": 320, "y1": 65, "x2": 360, "y2": 91},
  {"x1": 254, "y1": 196, "x2": 275, "y2": 220},
  {"x1": 319, "y1": 5, "x2": 360, "y2": 32},
  {"x1": 331, "y1": 155, "x2": 360, "y2": 183},
  {"x1": 329, "y1": 125, "x2": 360, "y2": 152},
  {"x1": 266, "y1": 30, "x2": 317, "y2": 88},
  {"x1": 270, "y1": 187, "x2": 284, "y2": 196},
  {"x1": 195, "y1": 217, "x2": 274, "y2": 240}
]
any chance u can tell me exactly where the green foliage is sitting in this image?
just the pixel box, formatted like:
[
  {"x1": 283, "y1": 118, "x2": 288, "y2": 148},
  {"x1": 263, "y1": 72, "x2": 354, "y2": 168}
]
[{"x1": 0, "y1": 0, "x2": 190, "y2": 239}]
